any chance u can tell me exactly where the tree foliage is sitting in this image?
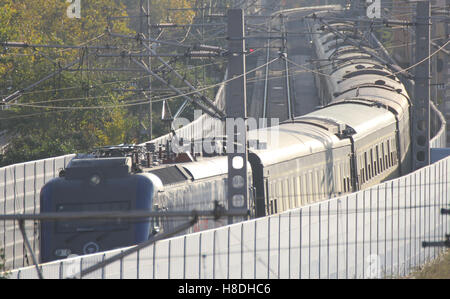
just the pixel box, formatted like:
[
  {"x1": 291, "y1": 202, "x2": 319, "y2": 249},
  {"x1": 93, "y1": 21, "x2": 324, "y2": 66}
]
[
  {"x1": 0, "y1": 0, "x2": 141, "y2": 166},
  {"x1": 0, "y1": 0, "x2": 226, "y2": 167}
]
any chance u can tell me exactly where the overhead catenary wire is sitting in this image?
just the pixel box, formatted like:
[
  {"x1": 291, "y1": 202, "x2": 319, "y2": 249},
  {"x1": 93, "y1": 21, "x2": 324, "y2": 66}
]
[
  {"x1": 393, "y1": 39, "x2": 450, "y2": 75},
  {"x1": 0, "y1": 4, "x2": 445, "y2": 122},
  {"x1": 1, "y1": 45, "x2": 441, "y2": 120},
  {"x1": 2, "y1": 56, "x2": 280, "y2": 112},
  {"x1": 0, "y1": 59, "x2": 227, "y2": 98},
  {"x1": 0, "y1": 66, "x2": 320, "y2": 120},
  {"x1": 0, "y1": 13, "x2": 296, "y2": 116},
  {"x1": 2, "y1": 30, "x2": 447, "y2": 119}
]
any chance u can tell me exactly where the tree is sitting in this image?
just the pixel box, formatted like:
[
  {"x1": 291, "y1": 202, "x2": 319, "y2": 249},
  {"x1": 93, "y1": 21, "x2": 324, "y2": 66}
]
[
  {"x1": 0, "y1": 0, "x2": 227, "y2": 167},
  {"x1": 0, "y1": 0, "x2": 142, "y2": 166}
]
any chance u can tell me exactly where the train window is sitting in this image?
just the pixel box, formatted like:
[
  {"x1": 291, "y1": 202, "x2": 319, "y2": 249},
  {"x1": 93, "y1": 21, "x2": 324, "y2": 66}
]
[
  {"x1": 277, "y1": 180, "x2": 282, "y2": 212},
  {"x1": 319, "y1": 170, "x2": 325, "y2": 200},
  {"x1": 285, "y1": 179, "x2": 290, "y2": 210},
  {"x1": 301, "y1": 174, "x2": 307, "y2": 205},
  {"x1": 375, "y1": 146, "x2": 379, "y2": 175},
  {"x1": 317, "y1": 170, "x2": 322, "y2": 201},
  {"x1": 308, "y1": 172, "x2": 313, "y2": 203},
  {"x1": 365, "y1": 152, "x2": 370, "y2": 179},
  {"x1": 56, "y1": 201, "x2": 130, "y2": 233},
  {"x1": 291, "y1": 177, "x2": 295, "y2": 208},
  {"x1": 284, "y1": 178, "x2": 289, "y2": 209},
  {"x1": 277, "y1": 181, "x2": 282, "y2": 212},
  {"x1": 364, "y1": 152, "x2": 368, "y2": 181},
  {"x1": 387, "y1": 141, "x2": 391, "y2": 168},
  {"x1": 379, "y1": 145, "x2": 383, "y2": 173},
  {"x1": 384, "y1": 142, "x2": 389, "y2": 169},
  {"x1": 370, "y1": 149, "x2": 374, "y2": 178},
  {"x1": 374, "y1": 159, "x2": 378, "y2": 176},
  {"x1": 381, "y1": 143, "x2": 386, "y2": 172},
  {"x1": 312, "y1": 171, "x2": 317, "y2": 202},
  {"x1": 288, "y1": 177, "x2": 296, "y2": 209},
  {"x1": 269, "y1": 182, "x2": 274, "y2": 202}
]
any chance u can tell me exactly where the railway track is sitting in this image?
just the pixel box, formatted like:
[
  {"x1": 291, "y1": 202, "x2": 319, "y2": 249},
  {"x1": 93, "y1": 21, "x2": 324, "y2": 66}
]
[
  {"x1": 262, "y1": 13, "x2": 292, "y2": 122},
  {"x1": 248, "y1": 5, "x2": 323, "y2": 123}
]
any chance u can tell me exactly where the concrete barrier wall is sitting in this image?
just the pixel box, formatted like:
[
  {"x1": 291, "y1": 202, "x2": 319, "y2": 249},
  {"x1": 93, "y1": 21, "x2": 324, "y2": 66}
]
[
  {"x1": 0, "y1": 155, "x2": 75, "y2": 269},
  {"x1": 8, "y1": 155, "x2": 449, "y2": 279}
]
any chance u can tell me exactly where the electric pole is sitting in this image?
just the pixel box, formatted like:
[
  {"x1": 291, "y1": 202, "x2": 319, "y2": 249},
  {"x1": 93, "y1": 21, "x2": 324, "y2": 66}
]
[
  {"x1": 147, "y1": 0, "x2": 153, "y2": 140},
  {"x1": 226, "y1": 9, "x2": 249, "y2": 224},
  {"x1": 412, "y1": 1, "x2": 431, "y2": 170}
]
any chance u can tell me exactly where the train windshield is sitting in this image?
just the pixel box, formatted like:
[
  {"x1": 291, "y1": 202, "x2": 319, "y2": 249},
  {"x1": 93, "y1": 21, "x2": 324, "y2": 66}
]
[{"x1": 55, "y1": 201, "x2": 130, "y2": 233}]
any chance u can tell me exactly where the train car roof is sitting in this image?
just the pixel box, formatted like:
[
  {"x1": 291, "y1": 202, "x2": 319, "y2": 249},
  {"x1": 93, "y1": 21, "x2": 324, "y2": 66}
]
[
  {"x1": 307, "y1": 102, "x2": 397, "y2": 140},
  {"x1": 248, "y1": 121, "x2": 349, "y2": 167},
  {"x1": 334, "y1": 86, "x2": 410, "y2": 114},
  {"x1": 334, "y1": 74, "x2": 407, "y2": 98},
  {"x1": 180, "y1": 156, "x2": 228, "y2": 180},
  {"x1": 180, "y1": 156, "x2": 252, "y2": 181}
]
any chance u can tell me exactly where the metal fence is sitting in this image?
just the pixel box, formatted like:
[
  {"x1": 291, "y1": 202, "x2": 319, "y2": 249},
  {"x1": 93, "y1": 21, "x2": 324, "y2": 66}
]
[
  {"x1": 7, "y1": 155, "x2": 449, "y2": 279},
  {"x1": 0, "y1": 155, "x2": 75, "y2": 270}
]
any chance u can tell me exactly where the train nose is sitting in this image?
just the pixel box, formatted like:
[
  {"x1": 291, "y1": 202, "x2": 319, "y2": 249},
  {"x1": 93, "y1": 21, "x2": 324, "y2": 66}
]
[{"x1": 40, "y1": 157, "x2": 156, "y2": 263}]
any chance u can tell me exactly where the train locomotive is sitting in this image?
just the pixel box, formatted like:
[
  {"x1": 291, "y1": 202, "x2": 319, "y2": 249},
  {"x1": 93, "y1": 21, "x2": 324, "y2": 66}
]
[
  {"x1": 39, "y1": 146, "x2": 163, "y2": 262},
  {"x1": 40, "y1": 14, "x2": 412, "y2": 262}
]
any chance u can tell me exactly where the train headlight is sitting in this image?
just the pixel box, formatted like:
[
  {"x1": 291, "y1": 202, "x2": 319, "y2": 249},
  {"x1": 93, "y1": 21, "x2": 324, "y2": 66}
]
[{"x1": 89, "y1": 174, "x2": 101, "y2": 186}]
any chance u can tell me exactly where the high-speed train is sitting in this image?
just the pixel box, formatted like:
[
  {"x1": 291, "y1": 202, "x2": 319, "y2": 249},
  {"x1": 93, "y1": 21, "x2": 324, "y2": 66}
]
[{"x1": 39, "y1": 15, "x2": 412, "y2": 262}]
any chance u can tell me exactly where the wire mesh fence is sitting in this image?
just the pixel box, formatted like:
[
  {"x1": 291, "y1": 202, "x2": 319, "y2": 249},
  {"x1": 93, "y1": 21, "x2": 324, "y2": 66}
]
[{"x1": 4, "y1": 155, "x2": 449, "y2": 279}]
